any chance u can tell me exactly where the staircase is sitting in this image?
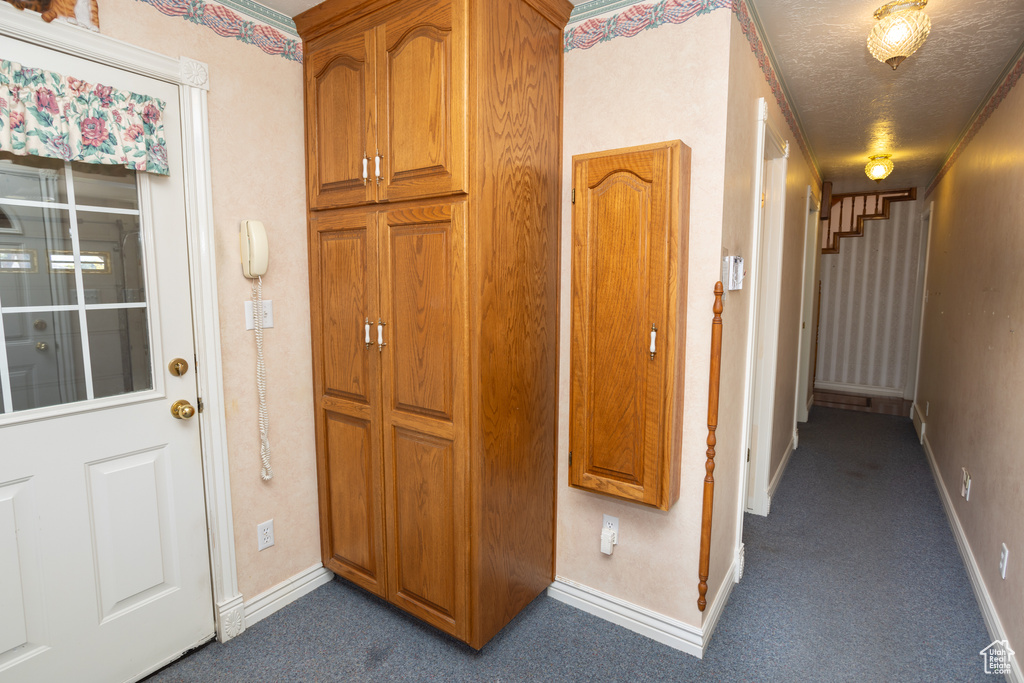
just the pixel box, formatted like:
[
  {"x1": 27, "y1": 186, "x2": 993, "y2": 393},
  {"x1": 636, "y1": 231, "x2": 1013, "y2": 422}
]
[{"x1": 821, "y1": 187, "x2": 916, "y2": 254}]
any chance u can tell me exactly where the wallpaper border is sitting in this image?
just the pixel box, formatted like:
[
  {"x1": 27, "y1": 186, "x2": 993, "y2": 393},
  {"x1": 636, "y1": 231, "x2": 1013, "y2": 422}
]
[
  {"x1": 564, "y1": 0, "x2": 821, "y2": 186},
  {"x1": 216, "y1": 0, "x2": 297, "y2": 34},
  {"x1": 925, "y1": 44, "x2": 1024, "y2": 197},
  {"x1": 134, "y1": 0, "x2": 302, "y2": 62}
]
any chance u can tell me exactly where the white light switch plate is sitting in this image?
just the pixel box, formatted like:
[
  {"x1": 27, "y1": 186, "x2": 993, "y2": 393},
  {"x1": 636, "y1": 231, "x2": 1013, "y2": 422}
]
[{"x1": 245, "y1": 300, "x2": 274, "y2": 330}]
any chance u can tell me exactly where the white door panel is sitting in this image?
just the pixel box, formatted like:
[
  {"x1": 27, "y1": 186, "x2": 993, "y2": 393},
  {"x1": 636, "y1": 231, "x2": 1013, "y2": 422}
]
[{"x1": 0, "y1": 38, "x2": 214, "y2": 683}]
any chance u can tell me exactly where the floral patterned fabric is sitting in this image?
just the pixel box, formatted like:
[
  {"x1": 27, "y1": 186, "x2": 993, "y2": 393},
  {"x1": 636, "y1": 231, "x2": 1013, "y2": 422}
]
[{"x1": 0, "y1": 59, "x2": 169, "y2": 175}]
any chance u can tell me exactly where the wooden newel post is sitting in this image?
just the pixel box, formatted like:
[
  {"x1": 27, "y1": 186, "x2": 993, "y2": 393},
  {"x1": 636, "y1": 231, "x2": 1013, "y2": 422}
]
[{"x1": 697, "y1": 282, "x2": 724, "y2": 611}]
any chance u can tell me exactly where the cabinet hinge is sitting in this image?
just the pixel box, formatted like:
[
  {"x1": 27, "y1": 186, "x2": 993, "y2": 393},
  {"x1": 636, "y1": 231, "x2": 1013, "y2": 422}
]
[
  {"x1": 197, "y1": 397, "x2": 204, "y2": 414},
  {"x1": 569, "y1": 451, "x2": 573, "y2": 466},
  {"x1": 746, "y1": 448, "x2": 750, "y2": 462},
  {"x1": 571, "y1": 189, "x2": 575, "y2": 204}
]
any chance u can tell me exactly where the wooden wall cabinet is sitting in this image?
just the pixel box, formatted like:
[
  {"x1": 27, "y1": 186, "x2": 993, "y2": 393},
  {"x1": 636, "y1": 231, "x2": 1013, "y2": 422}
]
[
  {"x1": 569, "y1": 141, "x2": 691, "y2": 511},
  {"x1": 304, "y1": 0, "x2": 467, "y2": 209},
  {"x1": 298, "y1": 0, "x2": 571, "y2": 649}
]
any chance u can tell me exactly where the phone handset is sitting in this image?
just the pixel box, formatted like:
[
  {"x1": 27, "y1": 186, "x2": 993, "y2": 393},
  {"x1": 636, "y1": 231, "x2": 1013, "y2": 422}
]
[
  {"x1": 240, "y1": 220, "x2": 272, "y2": 481},
  {"x1": 240, "y1": 219, "x2": 269, "y2": 278}
]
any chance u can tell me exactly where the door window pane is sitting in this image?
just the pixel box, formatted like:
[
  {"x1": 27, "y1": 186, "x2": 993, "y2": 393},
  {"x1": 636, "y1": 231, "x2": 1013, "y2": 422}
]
[
  {"x1": 0, "y1": 158, "x2": 154, "y2": 415},
  {"x1": 78, "y1": 214, "x2": 145, "y2": 304},
  {"x1": 87, "y1": 308, "x2": 152, "y2": 399},
  {"x1": 71, "y1": 162, "x2": 139, "y2": 210},
  {"x1": 0, "y1": 207, "x2": 76, "y2": 307},
  {"x1": 0, "y1": 153, "x2": 68, "y2": 204},
  {"x1": 4, "y1": 310, "x2": 87, "y2": 411}
]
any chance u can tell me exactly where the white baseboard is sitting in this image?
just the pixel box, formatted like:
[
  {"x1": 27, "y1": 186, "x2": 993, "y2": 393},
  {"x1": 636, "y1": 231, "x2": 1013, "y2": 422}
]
[
  {"x1": 699, "y1": 557, "x2": 737, "y2": 652},
  {"x1": 767, "y1": 431, "x2": 796, "y2": 499},
  {"x1": 921, "y1": 435, "x2": 1022, "y2": 683},
  {"x1": 244, "y1": 563, "x2": 334, "y2": 629},
  {"x1": 912, "y1": 402, "x2": 926, "y2": 443},
  {"x1": 813, "y1": 380, "x2": 905, "y2": 398},
  {"x1": 547, "y1": 560, "x2": 737, "y2": 659}
]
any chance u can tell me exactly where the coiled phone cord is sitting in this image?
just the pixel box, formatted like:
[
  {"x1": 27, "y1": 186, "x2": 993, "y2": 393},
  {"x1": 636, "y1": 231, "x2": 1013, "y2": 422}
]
[{"x1": 253, "y1": 276, "x2": 273, "y2": 481}]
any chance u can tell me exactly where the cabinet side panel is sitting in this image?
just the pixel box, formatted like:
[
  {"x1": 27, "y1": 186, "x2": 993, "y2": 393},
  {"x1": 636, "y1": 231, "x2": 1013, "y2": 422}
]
[{"x1": 469, "y1": 0, "x2": 564, "y2": 648}]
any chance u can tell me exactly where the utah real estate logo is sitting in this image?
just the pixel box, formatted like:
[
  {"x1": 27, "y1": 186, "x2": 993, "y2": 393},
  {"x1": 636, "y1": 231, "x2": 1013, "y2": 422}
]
[{"x1": 980, "y1": 640, "x2": 1015, "y2": 675}]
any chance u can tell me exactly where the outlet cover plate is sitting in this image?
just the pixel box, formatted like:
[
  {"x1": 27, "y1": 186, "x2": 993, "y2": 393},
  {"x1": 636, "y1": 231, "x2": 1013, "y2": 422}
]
[
  {"x1": 602, "y1": 514, "x2": 619, "y2": 536},
  {"x1": 257, "y1": 519, "x2": 274, "y2": 551},
  {"x1": 1001, "y1": 543, "x2": 1009, "y2": 579}
]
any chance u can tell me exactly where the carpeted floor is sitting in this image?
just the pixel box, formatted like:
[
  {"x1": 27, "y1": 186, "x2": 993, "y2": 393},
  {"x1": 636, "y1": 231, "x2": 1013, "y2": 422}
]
[{"x1": 147, "y1": 407, "x2": 993, "y2": 682}]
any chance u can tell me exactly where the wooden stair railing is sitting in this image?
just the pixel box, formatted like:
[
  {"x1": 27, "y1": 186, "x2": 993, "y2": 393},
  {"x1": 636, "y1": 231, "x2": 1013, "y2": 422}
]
[
  {"x1": 697, "y1": 282, "x2": 723, "y2": 612},
  {"x1": 821, "y1": 187, "x2": 916, "y2": 254}
]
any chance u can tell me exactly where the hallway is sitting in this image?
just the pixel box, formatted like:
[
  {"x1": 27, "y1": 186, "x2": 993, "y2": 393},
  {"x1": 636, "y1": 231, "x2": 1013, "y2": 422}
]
[
  {"x1": 716, "y1": 407, "x2": 991, "y2": 681},
  {"x1": 148, "y1": 407, "x2": 991, "y2": 682}
]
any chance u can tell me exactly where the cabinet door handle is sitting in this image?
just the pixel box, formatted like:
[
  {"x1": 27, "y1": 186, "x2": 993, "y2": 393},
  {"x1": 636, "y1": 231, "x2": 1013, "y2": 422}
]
[
  {"x1": 650, "y1": 324, "x2": 657, "y2": 360},
  {"x1": 377, "y1": 319, "x2": 387, "y2": 352},
  {"x1": 362, "y1": 155, "x2": 369, "y2": 183},
  {"x1": 365, "y1": 317, "x2": 372, "y2": 349},
  {"x1": 374, "y1": 154, "x2": 383, "y2": 183}
]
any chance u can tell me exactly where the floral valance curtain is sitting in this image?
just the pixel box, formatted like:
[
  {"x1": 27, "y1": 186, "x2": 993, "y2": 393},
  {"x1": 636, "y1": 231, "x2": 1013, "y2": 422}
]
[{"x1": 0, "y1": 59, "x2": 169, "y2": 175}]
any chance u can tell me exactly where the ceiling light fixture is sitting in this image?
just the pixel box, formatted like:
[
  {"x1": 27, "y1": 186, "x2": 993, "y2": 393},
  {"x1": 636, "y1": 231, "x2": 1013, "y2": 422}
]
[
  {"x1": 867, "y1": 0, "x2": 931, "y2": 70},
  {"x1": 865, "y1": 154, "x2": 894, "y2": 182}
]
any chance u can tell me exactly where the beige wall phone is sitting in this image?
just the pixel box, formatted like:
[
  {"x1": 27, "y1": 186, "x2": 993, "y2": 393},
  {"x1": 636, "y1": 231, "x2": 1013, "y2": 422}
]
[
  {"x1": 241, "y1": 218, "x2": 269, "y2": 278},
  {"x1": 240, "y1": 219, "x2": 272, "y2": 480}
]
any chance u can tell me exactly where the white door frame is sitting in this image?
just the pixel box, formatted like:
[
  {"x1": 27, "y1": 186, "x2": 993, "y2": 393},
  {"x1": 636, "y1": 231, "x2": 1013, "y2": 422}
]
[
  {"x1": 794, "y1": 187, "x2": 821, "y2": 424},
  {"x1": 736, "y1": 98, "x2": 788, "y2": 537},
  {"x1": 0, "y1": 11, "x2": 244, "y2": 642}
]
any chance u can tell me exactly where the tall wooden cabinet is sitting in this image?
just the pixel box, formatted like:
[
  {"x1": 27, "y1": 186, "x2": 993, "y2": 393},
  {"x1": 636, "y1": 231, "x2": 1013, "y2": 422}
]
[
  {"x1": 297, "y1": 0, "x2": 571, "y2": 649},
  {"x1": 569, "y1": 141, "x2": 690, "y2": 511}
]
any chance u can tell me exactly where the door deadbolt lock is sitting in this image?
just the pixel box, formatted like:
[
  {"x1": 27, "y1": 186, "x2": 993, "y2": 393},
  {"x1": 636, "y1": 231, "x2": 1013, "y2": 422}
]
[
  {"x1": 170, "y1": 399, "x2": 196, "y2": 420},
  {"x1": 168, "y1": 358, "x2": 189, "y2": 376}
]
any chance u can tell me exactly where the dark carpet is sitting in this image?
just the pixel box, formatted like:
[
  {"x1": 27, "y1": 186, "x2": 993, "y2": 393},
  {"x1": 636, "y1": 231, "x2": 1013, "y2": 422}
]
[{"x1": 148, "y1": 407, "x2": 992, "y2": 682}]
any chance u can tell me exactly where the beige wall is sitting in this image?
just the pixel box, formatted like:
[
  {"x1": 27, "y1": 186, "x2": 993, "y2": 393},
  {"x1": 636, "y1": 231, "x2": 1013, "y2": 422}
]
[
  {"x1": 98, "y1": 0, "x2": 320, "y2": 600},
  {"x1": 710, "y1": 16, "x2": 760, "y2": 615},
  {"x1": 558, "y1": 12, "x2": 732, "y2": 628},
  {"x1": 918, "y1": 78, "x2": 1024, "y2": 657}
]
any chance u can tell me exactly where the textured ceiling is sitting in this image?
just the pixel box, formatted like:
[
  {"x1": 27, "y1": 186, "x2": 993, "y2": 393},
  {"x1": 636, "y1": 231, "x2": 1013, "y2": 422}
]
[
  {"x1": 268, "y1": 0, "x2": 1024, "y2": 193},
  {"x1": 751, "y1": 0, "x2": 1024, "y2": 192}
]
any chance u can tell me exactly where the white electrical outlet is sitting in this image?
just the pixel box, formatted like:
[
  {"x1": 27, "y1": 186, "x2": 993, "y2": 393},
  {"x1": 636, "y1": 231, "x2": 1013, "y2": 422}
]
[
  {"x1": 925, "y1": 401, "x2": 930, "y2": 417},
  {"x1": 1000, "y1": 543, "x2": 1009, "y2": 579},
  {"x1": 603, "y1": 514, "x2": 619, "y2": 536},
  {"x1": 961, "y1": 467, "x2": 971, "y2": 501},
  {"x1": 245, "y1": 300, "x2": 274, "y2": 330},
  {"x1": 257, "y1": 519, "x2": 274, "y2": 551}
]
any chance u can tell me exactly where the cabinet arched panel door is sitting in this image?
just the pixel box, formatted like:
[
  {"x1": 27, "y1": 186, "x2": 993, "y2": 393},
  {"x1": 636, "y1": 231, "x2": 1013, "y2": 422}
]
[
  {"x1": 569, "y1": 141, "x2": 689, "y2": 511},
  {"x1": 307, "y1": 28, "x2": 376, "y2": 209},
  {"x1": 377, "y1": 0, "x2": 466, "y2": 202}
]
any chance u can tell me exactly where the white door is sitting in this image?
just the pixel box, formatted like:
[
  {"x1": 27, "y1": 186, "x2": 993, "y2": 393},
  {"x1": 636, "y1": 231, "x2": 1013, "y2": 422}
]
[{"x1": 0, "y1": 39, "x2": 214, "y2": 683}]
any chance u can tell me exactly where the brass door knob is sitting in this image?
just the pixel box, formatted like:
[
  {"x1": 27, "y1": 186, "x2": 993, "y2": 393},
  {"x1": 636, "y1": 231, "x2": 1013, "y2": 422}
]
[
  {"x1": 170, "y1": 399, "x2": 196, "y2": 420},
  {"x1": 36, "y1": 342, "x2": 48, "y2": 351}
]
